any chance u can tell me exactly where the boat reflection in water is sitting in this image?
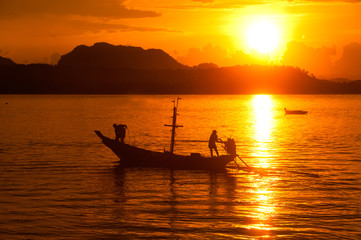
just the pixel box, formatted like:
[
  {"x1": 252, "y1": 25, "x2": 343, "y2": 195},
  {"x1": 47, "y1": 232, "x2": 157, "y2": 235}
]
[{"x1": 111, "y1": 165, "x2": 239, "y2": 238}]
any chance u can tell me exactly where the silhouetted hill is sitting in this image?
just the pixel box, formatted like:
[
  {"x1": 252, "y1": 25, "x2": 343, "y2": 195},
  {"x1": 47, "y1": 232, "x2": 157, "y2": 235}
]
[
  {"x1": 0, "y1": 56, "x2": 16, "y2": 66},
  {"x1": 2, "y1": 43, "x2": 361, "y2": 94},
  {"x1": 58, "y1": 42, "x2": 186, "y2": 70},
  {"x1": 328, "y1": 78, "x2": 352, "y2": 83},
  {"x1": 194, "y1": 63, "x2": 219, "y2": 69}
]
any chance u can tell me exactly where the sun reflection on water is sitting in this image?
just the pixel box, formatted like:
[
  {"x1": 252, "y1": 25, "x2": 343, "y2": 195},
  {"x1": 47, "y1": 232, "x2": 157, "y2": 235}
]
[
  {"x1": 251, "y1": 95, "x2": 275, "y2": 168},
  {"x1": 252, "y1": 95, "x2": 273, "y2": 142},
  {"x1": 243, "y1": 178, "x2": 276, "y2": 236},
  {"x1": 248, "y1": 95, "x2": 276, "y2": 235}
]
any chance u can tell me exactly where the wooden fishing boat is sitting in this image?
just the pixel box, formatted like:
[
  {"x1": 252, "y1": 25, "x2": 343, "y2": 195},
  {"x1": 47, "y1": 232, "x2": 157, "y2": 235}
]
[
  {"x1": 284, "y1": 108, "x2": 308, "y2": 115},
  {"x1": 95, "y1": 98, "x2": 235, "y2": 170}
]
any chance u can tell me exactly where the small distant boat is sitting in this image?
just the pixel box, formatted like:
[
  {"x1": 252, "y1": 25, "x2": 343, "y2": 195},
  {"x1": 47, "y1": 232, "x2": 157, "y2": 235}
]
[
  {"x1": 95, "y1": 98, "x2": 235, "y2": 170},
  {"x1": 284, "y1": 108, "x2": 308, "y2": 115}
]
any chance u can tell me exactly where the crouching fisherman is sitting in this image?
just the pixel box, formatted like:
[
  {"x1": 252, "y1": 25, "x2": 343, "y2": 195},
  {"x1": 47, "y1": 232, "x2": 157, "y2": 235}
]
[
  {"x1": 113, "y1": 123, "x2": 127, "y2": 143},
  {"x1": 223, "y1": 138, "x2": 237, "y2": 157}
]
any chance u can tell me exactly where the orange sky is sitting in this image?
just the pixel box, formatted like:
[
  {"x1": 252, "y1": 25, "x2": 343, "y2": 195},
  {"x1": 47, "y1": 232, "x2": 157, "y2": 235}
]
[{"x1": 1, "y1": 0, "x2": 361, "y2": 79}]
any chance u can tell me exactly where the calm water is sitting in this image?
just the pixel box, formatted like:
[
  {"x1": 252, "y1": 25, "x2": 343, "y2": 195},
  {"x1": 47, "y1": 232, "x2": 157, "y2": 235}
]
[{"x1": 0, "y1": 95, "x2": 360, "y2": 239}]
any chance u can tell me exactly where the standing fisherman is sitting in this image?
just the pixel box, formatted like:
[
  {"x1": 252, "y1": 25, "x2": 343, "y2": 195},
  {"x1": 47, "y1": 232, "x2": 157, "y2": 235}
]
[
  {"x1": 209, "y1": 130, "x2": 220, "y2": 157},
  {"x1": 113, "y1": 124, "x2": 127, "y2": 143}
]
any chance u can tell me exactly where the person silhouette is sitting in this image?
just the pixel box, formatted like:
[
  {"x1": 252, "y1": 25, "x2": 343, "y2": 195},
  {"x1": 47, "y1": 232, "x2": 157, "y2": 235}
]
[
  {"x1": 208, "y1": 130, "x2": 219, "y2": 157},
  {"x1": 113, "y1": 124, "x2": 127, "y2": 143}
]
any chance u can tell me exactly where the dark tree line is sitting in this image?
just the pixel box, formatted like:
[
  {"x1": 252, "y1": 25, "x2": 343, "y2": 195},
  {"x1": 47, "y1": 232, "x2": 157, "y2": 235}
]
[{"x1": 1, "y1": 63, "x2": 361, "y2": 94}]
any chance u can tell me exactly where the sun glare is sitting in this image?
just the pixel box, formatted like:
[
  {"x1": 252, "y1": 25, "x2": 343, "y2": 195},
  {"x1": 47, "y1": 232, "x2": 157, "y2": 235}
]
[{"x1": 246, "y1": 20, "x2": 280, "y2": 54}]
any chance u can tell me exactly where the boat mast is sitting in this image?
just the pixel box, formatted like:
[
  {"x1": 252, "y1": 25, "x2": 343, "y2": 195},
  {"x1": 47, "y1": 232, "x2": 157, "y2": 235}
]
[{"x1": 164, "y1": 97, "x2": 183, "y2": 155}]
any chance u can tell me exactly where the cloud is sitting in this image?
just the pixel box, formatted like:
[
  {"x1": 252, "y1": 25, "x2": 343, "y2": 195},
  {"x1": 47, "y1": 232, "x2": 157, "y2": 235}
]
[
  {"x1": 333, "y1": 42, "x2": 361, "y2": 79},
  {"x1": 281, "y1": 41, "x2": 336, "y2": 77},
  {"x1": 55, "y1": 19, "x2": 171, "y2": 35},
  {"x1": 281, "y1": 41, "x2": 361, "y2": 79},
  {"x1": 0, "y1": 0, "x2": 160, "y2": 19},
  {"x1": 0, "y1": 16, "x2": 170, "y2": 39},
  {"x1": 177, "y1": 45, "x2": 229, "y2": 66},
  {"x1": 0, "y1": 0, "x2": 167, "y2": 41},
  {"x1": 286, "y1": 0, "x2": 361, "y2": 2},
  {"x1": 192, "y1": 0, "x2": 214, "y2": 3},
  {"x1": 177, "y1": 44, "x2": 270, "y2": 67},
  {"x1": 146, "y1": 0, "x2": 277, "y2": 11}
]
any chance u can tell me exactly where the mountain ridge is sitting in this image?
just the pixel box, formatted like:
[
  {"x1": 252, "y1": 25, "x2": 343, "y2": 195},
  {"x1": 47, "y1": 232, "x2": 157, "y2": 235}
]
[
  {"x1": 0, "y1": 56, "x2": 16, "y2": 66},
  {"x1": 58, "y1": 42, "x2": 186, "y2": 70},
  {"x1": 1, "y1": 42, "x2": 361, "y2": 94}
]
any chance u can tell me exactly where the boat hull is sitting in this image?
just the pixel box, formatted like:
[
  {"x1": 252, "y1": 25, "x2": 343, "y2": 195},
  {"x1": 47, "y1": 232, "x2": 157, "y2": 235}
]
[
  {"x1": 285, "y1": 110, "x2": 308, "y2": 114},
  {"x1": 95, "y1": 131, "x2": 234, "y2": 170},
  {"x1": 284, "y1": 109, "x2": 308, "y2": 114}
]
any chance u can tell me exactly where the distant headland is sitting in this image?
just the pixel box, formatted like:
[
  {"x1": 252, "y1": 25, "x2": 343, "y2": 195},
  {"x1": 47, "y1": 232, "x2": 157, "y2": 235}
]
[{"x1": 1, "y1": 42, "x2": 361, "y2": 94}]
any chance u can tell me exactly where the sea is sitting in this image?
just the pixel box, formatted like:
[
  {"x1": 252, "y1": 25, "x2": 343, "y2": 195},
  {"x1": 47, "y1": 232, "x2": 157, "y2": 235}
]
[{"x1": 0, "y1": 94, "x2": 360, "y2": 239}]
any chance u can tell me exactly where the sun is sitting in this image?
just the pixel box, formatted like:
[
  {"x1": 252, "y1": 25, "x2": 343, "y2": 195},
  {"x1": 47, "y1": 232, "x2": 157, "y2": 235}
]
[{"x1": 246, "y1": 20, "x2": 280, "y2": 54}]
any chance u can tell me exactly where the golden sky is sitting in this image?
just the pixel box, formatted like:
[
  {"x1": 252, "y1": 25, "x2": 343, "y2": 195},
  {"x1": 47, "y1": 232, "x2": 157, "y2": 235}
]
[{"x1": 1, "y1": 0, "x2": 361, "y2": 79}]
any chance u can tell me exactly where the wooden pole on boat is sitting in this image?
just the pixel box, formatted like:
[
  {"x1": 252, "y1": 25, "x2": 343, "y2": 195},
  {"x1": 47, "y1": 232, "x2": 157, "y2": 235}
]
[
  {"x1": 164, "y1": 97, "x2": 183, "y2": 155},
  {"x1": 236, "y1": 154, "x2": 250, "y2": 169}
]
